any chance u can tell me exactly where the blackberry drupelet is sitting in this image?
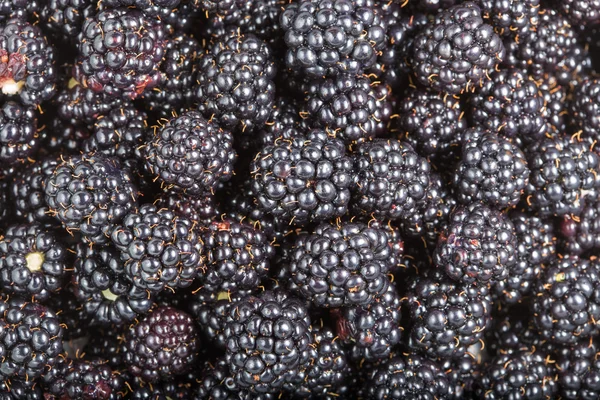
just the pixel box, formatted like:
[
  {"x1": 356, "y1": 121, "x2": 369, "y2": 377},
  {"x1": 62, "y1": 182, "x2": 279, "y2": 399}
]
[
  {"x1": 130, "y1": 380, "x2": 193, "y2": 400},
  {"x1": 72, "y1": 243, "x2": 154, "y2": 326},
  {"x1": 569, "y1": 76, "x2": 600, "y2": 143},
  {"x1": 223, "y1": 290, "x2": 312, "y2": 394},
  {"x1": 110, "y1": 203, "x2": 205, "y2": 293},
  {"x1": 0, "y1": 223, "x2": 68, "y2": 302},
  {"x1": 539, "y1": 73, "x2": 568, "y2": 135},
  {"x1": 351, "y1": 139, "x2": 432, "y2": 221},
  {"x1": 0, "y1": 18, "x2": 57, "y2": 106},
  {"x1": 248, "y1": 96, "x2": 305, "y2": 152},
  {"x1": 556, "y1": 337, "x2": 600, "y2": 399},
  {"x1": 0, "y1": 180, "x2": 9, "y2": 224},
  {"x1": 287, "y1": 220, "x2": 396, "y2": 308},
  {"x1": 486, "y1": 308, "x2": 541, "y2": 356},
  {"x1": 533, "y1": 255, "x2": 600, "y2": 345},
  {"x1": 193, "y1": 33, "x2": 276, "y2": 133},
  {"x1": 0, "y1": 101, "x2": 38, "y2": 171},
  {"x1": 250, "y1": 129, "x2": 353, "y2": 226},
  {"x1": 125, "y1": 306, "x2": 199, "y2": 382},
  {"x1": 413, "y1": 1, "x2": 505, "y2": 94},
  {"x1": 39, "y1": 0, "x2": 95, "y2": 43},
  {"x1": 38, "y1": 113, "x2": 92, "y2": 157},
  {"x1": 560, "y1": 0, "x2": 600, "y2": 25},
  {"x1": 561, "y1": 194, "x2": 600, "y2": 255},
  {"x1": 443, "y1": 355, "x2": 482, "y2": 400},
  {"x1": 0, "y1": 0, "x2": 41, "y2": 21},
  {"x1": 74, "y1": 8, "x2": 167, "y2": 100},
  {"x1": 44, "y1": 154, "x2": 139, "y2": 243},
  {"x1": 434, "y1": 201, "x2": 517, "y2": 285},
  {"x1": 56, "y1": 84, "x2": 123, "y2": 127},
  {"x1": 478, "y1": 0, "x2": 540, "y2": 43},
  {"x1": 143, "y1": 110, "x2": 236, "y2": 196},
  {"x1": 453, "y1": 131, "x2": 529, "y2": 209},
  {"x1": 525, "y1": 135, "x2": 600, "y2": 217},
  {"x1": 84, "y1": 329, "x2": 126, "y2": 369},
  {"x1": 43, "y1": 289, "x2": 90, "y2": 340},
  {"x1": 154, "y1": 191, "x2": 219, "y2": 227},
  {"x1": 280, "y1": 0, "x2": 387, "y2": 78}
]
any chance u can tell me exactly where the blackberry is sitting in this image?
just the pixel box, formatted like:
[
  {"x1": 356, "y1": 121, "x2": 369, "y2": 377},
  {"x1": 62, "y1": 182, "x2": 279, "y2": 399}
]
[
  {"x1": 250, "y1": 129, "x2": 354, "y2": 226},
  {"x1": 443, "y1": 354, "x2": 482, "y2": 400},
  {"x1": 44, "y1": 154, "x2": 139, "y2": 243},
  {"x1": 56, "y1": 84, "x2": 123, "y2": 127},
  {"x1": 570, "y1": 76, "x2": 600, "y2": 143},
  {"x1": 288, "y1": 220, "x2": 397, "y2": 308},
  {"x1": 0, "y1": 223, "x2": 68, "y2": 302},
  {"x1": 280, "y1": 0, "x2": 387, "y2": 78},
  {"x1": 539, "y1": 73, "x2": 568, "y2": 135},
  {"x1": 300, "y1": 74, "x2": 393, "y2": 144},
  {"x1": 199, "y1": 219, "x2": 275, "y2": 294},
  {"x1": 453, "y1": 131, "x2": 529, "y2": 209},
  {"x1": 0, "y1": 18, "x2": 57, "y2": 106},
  {"x1": 125, "y1": 306, "x2": 199, "y2": 382},
  {"x1": 43, "y1": 288, "x2": 90, "y2": 340},
  {"x1": 193, "y1": 33, "x2": 276, "y2": 133},
  {"x1": 366, "y1": 353, "x2": 450, "y2": 400},
  {"x1": 143, "y1": 110, "x2": 236, "y2": 196},
  {"x1": 486, "y1": 307, "x2": 541, "y2": 356},
  {"x1": 560, "y1": 0, "x2": 600, "y2": 25},
  {"x1": 351, "y1": 139, "x2": 432, "y2": 221},
  {"x1": 533, "y1": 255, "x2": 600, "y2": 345},
  {"x1": 72, "y1": 243, "x2": 154, "y2": 326},
  {"x1": 0, "y1": 0, "x2": 41, "y2": 21},
  {"x1": 0, "y1": 379, "x2": 43, "y2": 399},
  {"x1": 0, "y1": 180, "x2": 9, "y2": 224},
  {"x1": 556, "y1": 337, "x2": 600, "y2": 399},
  {"x1": 0, "y1": 101, "x2": 38, "y2": 171},
  {"x1": 74, "y1": 8, "x2": 167, "y2": 100},
  {"x1": 84, "y1": 329, "x2": 126, "y2": 369},
  {"x1": 525, "y1": 135, "x2": 600, "y2": 217},
  {"x1": 39, "y1": 0, "x2": 95, "y2": 43},
  {"x1": 469, "y1": 68, "x2": 547, "y2": 143},
  {"x1": 493, "y1": 211, "x2": 556, "y2": 305},
  {"x1": 38, "y1": 112, "x2": 92, "y2": 157},
  {"x1": 561, "y1": 194, "x2": 600, "y2": 255},
  {"x1": 433, "y1": 201, "x2": 518, "y2": 285},
  {"x1": 110, "y1": 203, "x2": 205, "y2": 293},
  {"x1": 406, "y1": 269, "x2": 492, "y2": 359},
  {"x1": 413, "y1": 2, "x2": 505, "y2": 94},
  {"x1": 247, "y1": 96, "x2": 305, "y2": 152},
  {"x1": 476, "y1": 348, "x2": 558, "y2": 399},
  {"x1": 478, "y1": 0, "x2": 540, "y2": 43},
  {"x1": 154, "y1": 191, "x2": 219, "y2": 226}
]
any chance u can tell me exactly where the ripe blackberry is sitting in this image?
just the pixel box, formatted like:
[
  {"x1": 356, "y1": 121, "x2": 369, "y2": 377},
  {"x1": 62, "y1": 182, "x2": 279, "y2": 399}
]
[
  {"x1": 72, "y1": 243, "x2": 154, "y2": 326},
  {"x1": 366, "y1": 353, "x2": 450, "y2": 400},
  {"x1": 539, "y1": 73, "x2": 568, "y2": 135},
  {"x1": 143, "y1": 110, "x2": 236, "y2": 196},
  {"x1": 485, "y1": 307, "x2": 542, "y2": 356},
  {"x1": 43, "y1": 288, "x2": 90, "y2": 340},
  {"x1": 288, "y1": 220, "x2": 397, "y2": 308},
  {"x1": 74, "y1": 8, "x2": 167, "y2": 100},
  {"x1": 406, "y1": 269, "x2": 492, "y2": 359},
  {"x1": 443, "y1": 354, "x2": 482, "y2": 400},
  {"x1": 493, "y1": 211, "x2": 556, "y2": 304},
  {"x1": 193, "y1": 33, "x2": 276, "y2": 133},
  {"x1": 39, "y1": 0, "x2": 95, "y2": 42},
  {"x1": 280, "y1": 0, "x2": 386, "y2": 78},
  {"x1": 395, "y1": 85, "x2": 466, "y2": 160},
  {"x1": 351, "y1": 139, "x2": 432, "y2": 221},
  {"x1": 561, "y1": 194, "x2": 600, "y2": 255},
  {"x1": 250, "y1": 129, "x2": 354, "y2": 226},
  {"x1": 560, "y1": 0, "x2": 600, "y2": 25},
  {"x1": 453, "y1": 131, "x2": 529, "y2": 209},
  {"x1": 110, "y1": 203, "x2": 205, "y2": 293},
  {"x1": 223, "y1": 290, "x2": 312, "y2": 394},
  {"x1": 84, "y1": 329, "x2": 126, "y2": 369},
  {"x1": 154, "y1": 191, "x2": 219, "y2": 226},
  {"x1": 533, "y1": 255, "x2": 600, "y2": 345},
  {"x1": 570, "y1": 76, "x2": 600, "y2": 143},
  {"x1": 556, "y1": 337, "x2": 600, "y2": 399},
  {"x1": 125, "y1": 306, "x2": 199, "y2": 382},
  {"x1": 247, "y1": 96, "x2": 304, "y2": 152},
  {"x1": 0, "y1": 18, "x2": 57, "y2": 106},
  {"x1": 56, "y1": 84, "x2": 124, "y2": 127},
  {"x1": 0, "y1": 180, "x2": 9, "y2": 224},
  {"x1": 130, "y1": 380, "x2": 193, "y2": 400},
  {"x1": 469, "y1": 68, "x2": 547, "y2": 143},
  {"x1": 300, "y1": 74, "x2": 393, "y2": 144},
  {"x1": 0, "y1": 100, "x2": 38, "y2": 170},
  {"x1": 476, "y1": 348, "x2": 558, "y2": 399},
  {"x1": 478, "y1": 0, "x2": 540, "y2": 43},
  {"x1": 0, "y1": 223, "x2": 68, "y2": 302},
  {"x1": 0, "y1": 0, "x2": 41, "y2": 21},
  {"x1": 413, "y1": 2, "x2": 505, "y2": 94},
  {"x1": 44, "y1": 154, "x2": 139, "y2": 243},
  {"x1": 434, "y1": 201, "x2": 517, "y2": 285},
  {"x1": 525, "y1": 135, "x2": 600, "y2": 217}
]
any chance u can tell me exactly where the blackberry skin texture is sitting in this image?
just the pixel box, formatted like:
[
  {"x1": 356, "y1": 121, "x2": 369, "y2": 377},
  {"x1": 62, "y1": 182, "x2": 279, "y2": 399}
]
[
  {"x1": 250, "y1": 129, "x2": 353, "y2": 226},
  {"x1": 280, "y1": 0, "x2": 387, "y2": 78},
  {"x1": 469, "y1": 68, "x2": 547, "y2": 143},
  {"x1": 366, "y1": 353, "x2": 450, "y2": 400},
  {"x1": 561, "y1": 194, "x2": 600, "y2": 255},
  {"x1": 84, "y1": 329, "x2": 126, "y2": 369},
  {"x1": 443, "y1": 355, "x2": 482, "y2": 400},
  {"x1": 478, "y1": 0, "x2": 540, "y2": 43},
  {"x1": 223, "y1": 290, "x2": 312, "y2": 394},
  {"x1": 43, "y1": 289, "x2": 91, "y2": 340},
  {"x1": 560, "y1": 0, "x2": 600, "y2": 25},
  {"x1": 110, "y1": 204, "x2": 205, "y2": 293},
  {"x1": 453, "y1": 131, "x2": 529, "y2": 209},
  {"x1": 0, "y1": 380, "x2": 43, "y2": 399},
  {"x1": 142, "y1": 34, "x2": 199, "y2": 119},
  {"x1": 351, "y1": 139, "x2": 432, "y2": 222},
  {"x1": 72, "y1": 243, "x2": 154, "y2": 326},
  {"x1": 39, "y1": 0, "x2": 95, "y2": 43},
  {"x1": 533, "y1": 255, "x2": 600, "y2": 345},
  {"x1": 434, "y1": 201, "x2": 517, "y2": 285},
  {"x1": 0, "y1": 0, "x2": 40, "y2": 22},
  {"x1": 0, "y1": 223, "x2": 67, "y2": 302},
  {"x1": 493, "y1": 211, "x2": 556, "y2": 304},
  {"x1": 130, "y1": 380, "x2": 192, "y2": 400},
  {"x1": 44, "y1": 154, "x2": 139, "y2": 243},
  {"x1": 476, "y1": 348, "x2": 558, "y2": 400},
  {"x1": 38, "y1": 112, "x2": 92, "y2": 157},
  {"x1": 396, "y1": 85, "x2": 466, "y2": 160},
  {"x1": 56, "y1": 84, "x2": 123, "y2": 127},
  {"x1": 288, "y1": 220, "x2": 396, "y2": 308},
  {"x1": 154, "y1": 191, "x2": 219, "y2": 227},
  {"x1": 144, "y1": 110, "x2": 236, "y2": 196},
  {"x1": 539, "y1": 73, "x2": 568, "y2": 135},
  {"x1": 0, "y1": 19, "x2": 57, "y2": 106},
  {"x1": 200, "y1": 219, "x2": 275, "y2": 294},
  {"x1": 0, "y1": 299, "x2": 64, "y2": 382},
  {"x1": 194, "y1": 33, "x2": 276, "y2": 133},
  {"x1": 0, "y1": 101, "x2": 38, "y2": 170},
  {"x1": 335, "y1": 282, "x2": 402, "y2": 361},
  {"x1": 125, "y1": 306, "x2": 199, "y2": 382},
  {"x1": 407, "y1": 269, "x2": 492, "y2": 360},
  {"x1": 413, "y1": 2, "x2": 505, "y2": 94},
  {"x1": 556, "y1": 338, "x2": 600, "y2": 400},
  {"x1": 570, "y1": 76, "x2": 600, "y2": 143},
  {"x1": 301, "y1": 74, "x2": 393, "y2": 144},
  {"x1": 74, "y1": 8, "x2": 167, "y2": 101},
  {"x1": 525, "y1": 135, "x2": 600, "y2": 217}
]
